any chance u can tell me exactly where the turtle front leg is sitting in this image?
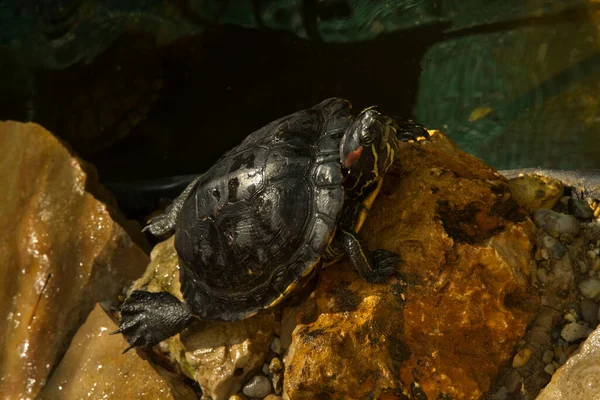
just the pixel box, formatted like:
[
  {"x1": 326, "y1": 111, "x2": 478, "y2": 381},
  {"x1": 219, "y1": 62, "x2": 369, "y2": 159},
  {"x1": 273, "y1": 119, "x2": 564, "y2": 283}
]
[
  {"x1": 111, "y1": 291, "x2": 193, "y2": 353},
  {"x1": 340, "y1": 228, "x2": 400, "y2": 283},
  {"x1": 144, "y1": 175, "x2": 202, "y2": 236}
]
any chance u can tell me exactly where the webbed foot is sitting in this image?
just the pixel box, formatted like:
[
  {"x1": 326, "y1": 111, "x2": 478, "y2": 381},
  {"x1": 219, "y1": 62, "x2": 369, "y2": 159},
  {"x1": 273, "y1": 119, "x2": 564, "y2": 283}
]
[{"x1": 111, "y1": 290, "x2": 193, "y2": 353}]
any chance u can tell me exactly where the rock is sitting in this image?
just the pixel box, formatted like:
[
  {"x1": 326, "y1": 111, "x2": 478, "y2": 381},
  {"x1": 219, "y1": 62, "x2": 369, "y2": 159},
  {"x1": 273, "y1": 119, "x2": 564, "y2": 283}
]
[
  {"x1": 507, "y1": 174, "x2": 563, "y2": 215},
  {"x1": 242, "y1": 375, "x2": 272, "y2": 398},
  {"x1": 270, "y1": 337, "x2": 281, "y2": 355},
  {"x1": 271, "y1": 372, "x2": 282, "y2": 395},
  {"x1": 38, "y1": 304, "x2": 195, "y2": 399},
  {"x1": 579, "y1": 279, "x2": 600, "y2": 300},
  {"x1": 268, "y1": 357, "x2": 283, "y2": 373},
  {"x1": 542, "y1": 235, "x2": 567, "y2": 260},
  {"x1": 126, "y1": 237, "x2": 278, "y2": 400},
  {"x1": 534, "y1": 209, "x2": 580, "y2": 238},
  {"x1": 537, "y1": 324, "x2": 600, "y2": 399},
  {"x1": 0, "y1": 121, "x2": 149, "y2": 399},
  {"x1": 512, "y1": 348, "x2": 533, "y2": 368},
  {"x1": 264, "y1": 395, "x2": 282, "y2": 400},
  {"x1": 581, "y1": 299, "x2": 599, "y2": 326},
  {"x1": 283, "y1": 132, "x2": 538, "y2": 399},
  {"x1": 561, "y1": 322, "x2": 589, "y2": 342},
  {"x1": 571, "y1": 199, "x2": 594, "y2": 220}
]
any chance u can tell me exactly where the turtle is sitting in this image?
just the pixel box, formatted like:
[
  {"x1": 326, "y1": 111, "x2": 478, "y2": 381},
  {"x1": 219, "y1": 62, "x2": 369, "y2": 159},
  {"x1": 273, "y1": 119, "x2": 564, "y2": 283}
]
[{"x1": 112, "y1": 97, "x2": 429, "y2": 352}]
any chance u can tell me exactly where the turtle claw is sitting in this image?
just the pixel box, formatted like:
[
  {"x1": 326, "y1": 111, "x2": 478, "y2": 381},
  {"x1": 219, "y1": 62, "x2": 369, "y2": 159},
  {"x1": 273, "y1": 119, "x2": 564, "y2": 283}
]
[
  {"x1": 112, "y1": 291, "x2": 193, "y2": 352},
  {"x1": 366, "y1": 249, "x2": 401, "y2": 283},
  {"x1": 394, "y1": 120, "x2": 430, "y2": 142}
]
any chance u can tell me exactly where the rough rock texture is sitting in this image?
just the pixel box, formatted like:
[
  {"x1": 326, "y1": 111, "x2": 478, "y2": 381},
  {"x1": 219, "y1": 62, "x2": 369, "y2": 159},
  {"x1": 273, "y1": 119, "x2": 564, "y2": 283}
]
[
  {"x1": 283, "y1": 131, "x2": 539, "y2": 399},
  {"x1": 0, "y1": 121, "x2": 149, "y2": 399},
  {"x1": 39, "y1": 304, "x2": 196, "y2": 400},
  {"x1": 507, "y1": 175, "x2": 564, "y2": 215},
  {"x1": 536, "y1": 324, "x2": 600, "y2": 400},
  {"x1": 129, "y1": 237, "x2": 278, "y2": 400}
]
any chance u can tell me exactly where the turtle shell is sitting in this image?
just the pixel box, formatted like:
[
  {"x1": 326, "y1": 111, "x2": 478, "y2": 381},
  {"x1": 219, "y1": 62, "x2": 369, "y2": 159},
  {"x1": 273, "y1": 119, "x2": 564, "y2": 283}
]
[{"x1": 174, "y1": 98, "x2": 353, "y2": 321}]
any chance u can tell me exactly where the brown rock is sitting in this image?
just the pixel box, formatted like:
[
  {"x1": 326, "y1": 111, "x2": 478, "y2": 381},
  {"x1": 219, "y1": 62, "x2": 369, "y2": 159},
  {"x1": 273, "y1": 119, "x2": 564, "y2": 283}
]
[
  {"x1": 283, "y1": 131, "x2": 539, "y2": 399},
  {"x1": 129, "y1": 237, "x2": 278, "y2": 400},
  {"x1": 0, "y1": 121, "x2": 149, "y2": 399},
  {"x1": 38, "y1": 304, "x2": 196, "y2": 399},
  {"x1": 507, "y1": 174, "x2": 564, "y2": 215}
]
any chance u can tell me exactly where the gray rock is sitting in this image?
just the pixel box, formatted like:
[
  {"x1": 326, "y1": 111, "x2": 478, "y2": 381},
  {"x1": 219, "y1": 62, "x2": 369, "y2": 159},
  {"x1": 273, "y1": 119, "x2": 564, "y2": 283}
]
[
  {"x1": 534, "y1": 209, "x2": 580, "y2": 237},
  {"x1": 561, "y1": 322, "x2": 589, "y2": 342},
  {"x1": 242, "y1": 375, "x2": 272, "y2": 398},
  {"x1": 581, "y1": 299, "x2": 599, "y2": 326},
  {"x1": 572, "y1": 199, "x2": 594, "y2": 220},
  {"x1": 542, "y1": 235, "x2": 568, "y2": 259}
]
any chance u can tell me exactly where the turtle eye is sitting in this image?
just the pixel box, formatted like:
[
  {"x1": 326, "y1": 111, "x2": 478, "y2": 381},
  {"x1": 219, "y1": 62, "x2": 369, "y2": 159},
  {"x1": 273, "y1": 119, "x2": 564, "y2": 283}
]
[{"x1": 360, "y1": 131, "x2": 373, "y2": 145}]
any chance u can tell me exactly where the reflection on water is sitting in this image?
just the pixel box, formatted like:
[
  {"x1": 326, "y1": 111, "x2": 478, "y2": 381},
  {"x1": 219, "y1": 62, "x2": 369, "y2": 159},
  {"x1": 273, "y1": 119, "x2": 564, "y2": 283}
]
[{"x1": 0, "y1": 0, "x2": 598, "y2": 180}]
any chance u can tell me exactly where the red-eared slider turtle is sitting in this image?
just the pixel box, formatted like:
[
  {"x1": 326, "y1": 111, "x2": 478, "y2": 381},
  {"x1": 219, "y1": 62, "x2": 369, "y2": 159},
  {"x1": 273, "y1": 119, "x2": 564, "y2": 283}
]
[{"x1": 112, "y1": 97, "x2": 429, "y2": 351}]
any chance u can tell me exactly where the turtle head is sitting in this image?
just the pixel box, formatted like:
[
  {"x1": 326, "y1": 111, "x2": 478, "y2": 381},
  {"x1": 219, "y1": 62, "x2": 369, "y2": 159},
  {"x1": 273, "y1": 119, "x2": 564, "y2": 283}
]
[{"x1": 340, "y1": 106, "x2": 399, "y2": 182}]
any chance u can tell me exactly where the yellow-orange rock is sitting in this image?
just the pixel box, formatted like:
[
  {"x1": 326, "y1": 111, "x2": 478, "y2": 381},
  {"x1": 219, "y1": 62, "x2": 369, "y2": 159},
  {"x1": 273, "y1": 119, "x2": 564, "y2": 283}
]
[
  {"x1": 0, "y1": 121, "x2": 149, "y2": 399},
  {"x1": 283, "y1": 131, "x2": 539, "y2": 399},
  {"x1": 128, "y1": 237, "x2": 278, "y2": 400},
  {"x1": 507, "y1": 174, "x2": 564, "y2": 215},
  {"x1": 38, "y1": 304, "x2": 196, "y2": 399}
]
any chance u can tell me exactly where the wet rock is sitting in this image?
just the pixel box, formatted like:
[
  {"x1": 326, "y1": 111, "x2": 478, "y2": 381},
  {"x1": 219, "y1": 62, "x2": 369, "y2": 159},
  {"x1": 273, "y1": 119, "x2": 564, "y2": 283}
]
[
  {"x1": 242, "y1": 375, "x2": 272, "y2": 398},
  {"x1": 0, "y1": 121, "x2": 149, "y2": 399},
  {"x1": 38, "y1": 304, "x2": 195, "y2": 399},
  {"x1": 537, "y1": 325, "x2": 600, "y2": 399},
  {"x1": 507, "y1": 174, "x2": 563, "y2": 215},
  {"x1": 534, "y1": 209, "x2": 580, "y2": 238},
  {"x1": 283, "y1": 131, "x2": 538, "y2": 399},
  {"x1": 126, "y1": 237, "x2": 278, "y2": 400}
]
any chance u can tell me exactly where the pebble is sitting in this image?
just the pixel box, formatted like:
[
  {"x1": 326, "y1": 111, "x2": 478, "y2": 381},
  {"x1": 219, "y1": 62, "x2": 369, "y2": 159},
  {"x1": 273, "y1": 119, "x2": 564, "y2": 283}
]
[
  {"x1": 544, "y1": 363, "x2": 556, "y2": 375},
  {"x1": 270, "y1": 337, "x2": 281, "y2": 354},
  {"x1": 492, "y1": 386, "x2": 508, "y2": 400},
  {"x1": 512, "y1": 348, "x2": 533, "y2": 368},
  {"x1": 537, "y1": 268, "x2": 551, "y2": 284},
  {"x1": 534, "y1": 209, "x2": 580, "y2": 237},
  {"x1": 560, "y1": 322, "x2": 589, "y2": 342},
  {"x1": 542, "y1": 235, "x2": 568, "y2": 259},
  {"x1": 229, "y1": 396, "x2": 244, "y2": 400},
  {"x1": 264, "y1": 395, "x2": 283, "y2": 400},
  {"x1": 579, "y1": 278, "x2": 600, "y2": 299},
  {"x1": 581, "y1": 298, "x2": 599, "y2": 325},
  {"x1": 572, "y1": 199, "x2": 594, "y2": 220},
  {"x1": 271, "y1": 373, "x2": 283, "y2": 395},
  {"x1": 269, "y1": 357, "x2": 283, "y2": 373},
  {"x1": 588, "y1": 250, "x2": 598, "y2": 260},
  {"x1": 542, "y1": 349, "x2": 554, "y2": 364},
  {"x1": 242, "y1": 375, "x2": 272, "y2": 398},
  {"x1": 262, "y1": 363, "x2": 270, "y2": 375}
]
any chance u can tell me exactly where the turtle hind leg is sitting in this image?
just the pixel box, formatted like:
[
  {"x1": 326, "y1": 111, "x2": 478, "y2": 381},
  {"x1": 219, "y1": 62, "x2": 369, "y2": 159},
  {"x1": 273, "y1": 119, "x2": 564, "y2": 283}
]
[
  {"x1": 143, "y1": 175, "x2": 202, "y2": 236},
  {"x1": 111, "y1": 290, "x2": 193, "y2": 353},
  {"x1": 339, "y1": 229, "x2": 401, "y2": 284}
]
